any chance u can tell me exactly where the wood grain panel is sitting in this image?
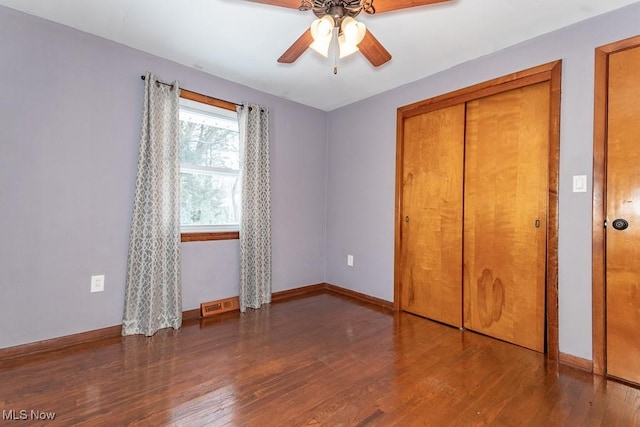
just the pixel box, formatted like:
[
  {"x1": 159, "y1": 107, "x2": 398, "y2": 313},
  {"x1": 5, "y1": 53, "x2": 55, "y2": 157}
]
[
  {"x1": 399, "y1": 61, "x2": 560, "y2": 119},
  {"x1": 245, "y1": 0, "x2": 302, "y2": 10},
  {"x1": 278, "y1": 29, "x2": 313, "y2": 64},
  {"x1": 592, "y1": 45, "x2": 608, "y2": 376},
  {"x1": 358, "y1": 30, "x2": 392, "y2": 67},
  {"x1": 371, "y1": 0, "x2": 451, "y2": 14},
  {"x1": 463, "y1": 82, "x2": 550, "y2": 352},
  {"x1": 181, "y1": 231, "x2": 239, "y2": 242},
  {"x1": 180, "y1": 89, "x2": 237, "y2": 112},
  {"x1": 559, "y1": 352, "x2": 594, "y2": 373},
  {"x1": 605, "y1": 45, "x2": 640, "y2": 385},
  {"x1": 593, "y1": 34, "x2": 640, "y2": 377},
  {"x1": 2, "y1": 294, "x2": 640, "y2": 425},
  {"x1": 0, "y1": 309, "x2": 200, "y2": 361},
  {"x1": 396, "y1": 61, "x2": 561, "y2": 357},
  {"x1": 546, "y1": 61, "x2": 562, "y2": 361},
  {"x1": 0, "y1": 284, "x2": 389, "y2": 361},
  {"x1": 400, "y1": 104, "x2": 465, "y2": 327}
]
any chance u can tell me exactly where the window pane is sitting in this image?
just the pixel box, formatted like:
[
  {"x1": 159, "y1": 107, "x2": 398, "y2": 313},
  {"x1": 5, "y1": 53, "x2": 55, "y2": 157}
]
[
  {"x1": 179, "y1": 107, "x2": 239, "y2": 170},
  {"x1": 180, "y1": 171, "x2": 240, "y2": 226},
  {"x1": 179, "y1": 97, "x2": 240, "y2": 232}
]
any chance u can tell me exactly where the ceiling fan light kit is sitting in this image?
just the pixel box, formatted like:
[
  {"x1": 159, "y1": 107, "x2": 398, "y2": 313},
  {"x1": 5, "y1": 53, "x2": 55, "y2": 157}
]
[
  {"x1": 339, "y1": 16, "x2": 367, "y2": 55},
  {"x1": 342, "y1": 17, "x2": 366, "y2": 44},
  {"x1": 250, "y1": 0, "x2": 451, "y2": 70},
  {"x1": 309, "y1": 14, "x2": 367, "y2": 72},
  {"x1": 309, "y1": 15, "x2": 335, "y2": 57}
]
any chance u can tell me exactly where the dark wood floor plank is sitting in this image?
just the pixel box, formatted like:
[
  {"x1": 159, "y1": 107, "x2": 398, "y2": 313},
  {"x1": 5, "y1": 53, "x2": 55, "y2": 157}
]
[{"x1": 1, "y1": 293, "x2": 639, "y2": 426}]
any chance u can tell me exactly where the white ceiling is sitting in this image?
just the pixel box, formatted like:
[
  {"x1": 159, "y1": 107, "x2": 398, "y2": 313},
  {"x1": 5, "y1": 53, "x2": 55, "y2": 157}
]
[{"x1": 2, "y1": 0, "x2": 639, "y2": 111}]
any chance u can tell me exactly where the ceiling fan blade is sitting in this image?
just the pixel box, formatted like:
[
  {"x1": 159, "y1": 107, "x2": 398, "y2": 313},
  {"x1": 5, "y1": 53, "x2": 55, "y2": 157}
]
[
  {"x1": 359, "y1": 31, "x2": 392, "y2": 67},
  {"x1": 370, "y1": 0, "x2": 451, "y2": 14},
  {"x1": 244, "y1": 0, "x2": 304, "y2": 9},
  {"x1": 278, "y1": 29, "x2": 314, "y2": 63}
]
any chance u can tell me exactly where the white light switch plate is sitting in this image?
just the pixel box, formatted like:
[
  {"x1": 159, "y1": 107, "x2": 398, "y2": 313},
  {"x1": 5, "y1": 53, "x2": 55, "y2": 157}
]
[{"x1": 573, "y1": 175, "x2": 587, "y2": 193}]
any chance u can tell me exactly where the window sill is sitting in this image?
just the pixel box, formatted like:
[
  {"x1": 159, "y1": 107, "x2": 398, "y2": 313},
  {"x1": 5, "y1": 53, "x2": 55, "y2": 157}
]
[{"x1": 181, "y1": 231, "x2": 239, "y2": 242}]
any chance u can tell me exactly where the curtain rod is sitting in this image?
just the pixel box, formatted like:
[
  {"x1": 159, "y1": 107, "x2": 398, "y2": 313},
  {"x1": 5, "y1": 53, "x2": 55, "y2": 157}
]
[{"x1": 140, "y1": 75, "x2": 242, "y2": 107}]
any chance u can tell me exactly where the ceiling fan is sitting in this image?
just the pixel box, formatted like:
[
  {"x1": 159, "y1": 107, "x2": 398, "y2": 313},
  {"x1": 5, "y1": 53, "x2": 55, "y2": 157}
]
[{"x1": 246, "y1": 0, "x2": 452, "y2": 72}]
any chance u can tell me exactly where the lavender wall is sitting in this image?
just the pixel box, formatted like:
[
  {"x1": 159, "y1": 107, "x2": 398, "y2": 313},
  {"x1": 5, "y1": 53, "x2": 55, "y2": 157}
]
[
  {"x1": 0, "y1": 6, "x2": 327, "y2": 349},
  {"x1": 3, "y1": 2, "x2": 639, "y2": 361},
  {"x1": 326, "y1": 4, "x2": 640, "y2": 360}
]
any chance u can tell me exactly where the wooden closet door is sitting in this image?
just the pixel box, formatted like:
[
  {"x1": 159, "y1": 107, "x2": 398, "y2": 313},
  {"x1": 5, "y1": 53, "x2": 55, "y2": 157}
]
[
  {"x1": 400, "y1": 104, "x2": 465, "y2": 327},
  {"x1": 606, "y1": 45, "x2": 640, "y2": 385},
  {"x1": 463, "y1": 82, "x2": 549, "y2": 352}
]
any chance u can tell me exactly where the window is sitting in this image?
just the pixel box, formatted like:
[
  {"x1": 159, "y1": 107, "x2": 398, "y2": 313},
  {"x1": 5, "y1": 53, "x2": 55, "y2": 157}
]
[{"x1": 179, "y1": 91, "x2": 240, "y2": 241}]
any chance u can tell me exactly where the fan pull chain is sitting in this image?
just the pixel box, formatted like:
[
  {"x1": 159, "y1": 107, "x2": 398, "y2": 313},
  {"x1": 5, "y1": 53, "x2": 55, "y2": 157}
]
[{"x1": 333, "y1": 27, "x2": 339, "y2": 75}]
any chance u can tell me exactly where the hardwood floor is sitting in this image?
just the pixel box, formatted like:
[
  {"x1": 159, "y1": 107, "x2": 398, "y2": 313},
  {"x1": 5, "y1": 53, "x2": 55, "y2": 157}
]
[{"x1": 1, "y1": 293, "x2": 639, "y2": 426}]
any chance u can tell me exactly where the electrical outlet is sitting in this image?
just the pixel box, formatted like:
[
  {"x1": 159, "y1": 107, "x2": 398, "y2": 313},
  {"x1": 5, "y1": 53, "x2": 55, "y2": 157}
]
[
  {"x1": 347, "y1": 255, "x2": 354, "y2": 267},
  {"x1": 91, "y1": 275, "x2": 105, "y2": 293}
]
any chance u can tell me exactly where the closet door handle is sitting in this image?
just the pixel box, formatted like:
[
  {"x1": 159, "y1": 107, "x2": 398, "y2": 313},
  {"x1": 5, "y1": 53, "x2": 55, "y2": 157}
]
[
  {"x1": 612, "y1": 218, "x2": 629, "y2": 230},
  {"x1": 535, "y1": 219, "x2": 540, "y2": 228}
]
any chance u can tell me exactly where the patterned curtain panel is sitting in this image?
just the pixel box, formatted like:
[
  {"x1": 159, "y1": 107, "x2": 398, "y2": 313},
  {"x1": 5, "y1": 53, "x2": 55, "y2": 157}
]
[
  {"x1": 238, "y1": 104, "x2": 272, "y2": 312},
  {"x1": 122, "y1": 73, "x2": 182, "y2": 336}
]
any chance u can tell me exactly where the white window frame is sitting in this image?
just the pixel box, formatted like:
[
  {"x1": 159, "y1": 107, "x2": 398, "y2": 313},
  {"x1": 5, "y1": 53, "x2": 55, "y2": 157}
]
[{"x1": 178, "y1": 95, "x2": 240, "y2": 236}]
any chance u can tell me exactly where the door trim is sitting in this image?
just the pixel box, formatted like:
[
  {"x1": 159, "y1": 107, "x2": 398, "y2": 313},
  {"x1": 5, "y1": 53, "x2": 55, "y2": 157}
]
[
  {"x1": 394, "y1": 61, "x2": 562, "y2": 360},
  {"x1": 592, "y1": 34, "x2": 640, "y2": 376}
]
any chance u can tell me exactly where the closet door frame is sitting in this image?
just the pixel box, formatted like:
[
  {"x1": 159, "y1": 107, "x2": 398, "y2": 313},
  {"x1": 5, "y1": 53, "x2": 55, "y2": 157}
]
[
  {"x1": 592, "y1": 34, "x2": 640, "y2": 376},
  {"x1": 394, "y1": 60, "x2": 562, "y2": 360}
]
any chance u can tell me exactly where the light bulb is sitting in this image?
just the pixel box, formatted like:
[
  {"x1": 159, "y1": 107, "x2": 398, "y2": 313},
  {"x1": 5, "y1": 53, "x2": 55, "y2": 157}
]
[
  {"x1": 341, "y1": 17, "x2": 366, "y2": 45},
  {"x1": 311, "y1": 15, "x2": 335, "y2": 41},
  {"x1": 310, "y1": 38, "x2": 332, "y2": 57},
  {"x1": 338, "y1": 34, "x2": 359, "y2": 58}
]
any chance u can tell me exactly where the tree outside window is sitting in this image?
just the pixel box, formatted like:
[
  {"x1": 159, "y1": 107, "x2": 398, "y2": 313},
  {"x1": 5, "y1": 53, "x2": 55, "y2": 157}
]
[{"x1": 179, "y1": 98, "x2": 240, "y2": 232}]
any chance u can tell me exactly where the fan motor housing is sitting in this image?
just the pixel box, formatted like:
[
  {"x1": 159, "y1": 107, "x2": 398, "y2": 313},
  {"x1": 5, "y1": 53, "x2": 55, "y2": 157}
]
[{"x1": 312, "y1": 0, "x2": 364, "y2": 19}]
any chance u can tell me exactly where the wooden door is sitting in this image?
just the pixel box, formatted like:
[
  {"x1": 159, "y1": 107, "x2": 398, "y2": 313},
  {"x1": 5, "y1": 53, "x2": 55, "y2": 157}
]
[
  {"x1": 605, "y1": 45, "x2": 640, "y2": 384},
  {"x1": 400, "y1": 104, "x2": 465, "y2": 327},
  {"x1": 463, "y1": 82, "x2": 549, "y2": 352}
]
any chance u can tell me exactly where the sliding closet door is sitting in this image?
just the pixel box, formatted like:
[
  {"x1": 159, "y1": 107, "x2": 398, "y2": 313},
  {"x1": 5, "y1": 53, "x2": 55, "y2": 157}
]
[
  {"x1": 400, "y1": 104, "x2": 465, "y2": 327},
  {"x1": 463, "y1": 82, "x2": 549, "y2": 352}
]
